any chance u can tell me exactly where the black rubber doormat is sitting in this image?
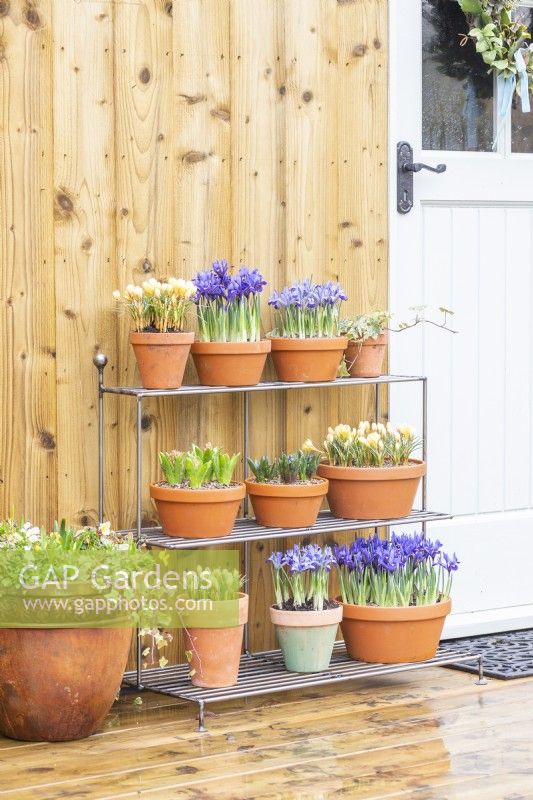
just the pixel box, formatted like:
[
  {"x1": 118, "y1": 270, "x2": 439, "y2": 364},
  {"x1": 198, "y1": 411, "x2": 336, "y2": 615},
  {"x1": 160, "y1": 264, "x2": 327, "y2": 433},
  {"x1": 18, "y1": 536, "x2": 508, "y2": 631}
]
[{"x1": 440, "y1": 629, "x2": 533, "y2": 680}]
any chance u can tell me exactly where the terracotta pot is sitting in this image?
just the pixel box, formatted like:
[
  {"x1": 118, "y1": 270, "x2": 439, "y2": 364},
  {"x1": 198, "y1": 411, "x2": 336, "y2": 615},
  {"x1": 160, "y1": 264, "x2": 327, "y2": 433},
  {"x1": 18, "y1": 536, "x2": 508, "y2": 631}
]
[
  {"x1": 182, "y1": 594, "x2": 248, "y2": 688},
  {"x1": 130, "y1": 331, "x2": 194, "y2": 389},
  {"x1": 270, "y1": 604, "x2": 342, "y2": 672},
  {"x1": 317, "y1": 459, "x2": 426, "y2": 520},
  {"x1": 340, "y1": 598, "x2": 452, "y2": 663},
  {"x1": 0, "y1": 627, "x2": 132, "y2": 741},
  {"x1": 191, "y1": 340, "x2": 271, "y2": 386},
  {"x1": 344, "y1": 334, "x2": 387, "y2": 378},
  {"x1": 245, "y1": 478, "x2": 328, "y2": 528},
  {"x1": 150, "y1": 482, "x2": 246, "y2": 538},
  {"x1": 269, "y1": 336, "x2": 348, "y2": 382}
]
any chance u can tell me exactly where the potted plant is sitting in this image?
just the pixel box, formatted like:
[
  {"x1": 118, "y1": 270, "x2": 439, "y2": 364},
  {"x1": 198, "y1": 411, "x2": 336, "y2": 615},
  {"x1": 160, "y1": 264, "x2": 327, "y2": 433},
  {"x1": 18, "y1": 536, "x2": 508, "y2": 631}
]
[
  {"x1": 182, "y1": 567, "x2": 248, "y2": 688},
  {"x1": 113, "y1": 277, "x2": 196, "y2": 389},
  {"x1": 340, "y1": 306, "x2": 456, "y2": 379},
  {"x1": 340, "y1": 311, "x2": 391, "y2": 378},
  {"x1": 267, "y1": 279, "x2": 348, "y2": 382},
  {"x1": 149, "y1": 444, "x2": 245, "y2": 538},
  {"x1": 0, "y1": 519, "x2": 148, "y2": 742},
  {"x1": 245, "y1": 450, "x2": 328, "y2": 528},
  {"x1": 312, "y1": 421, "x2": 426, "y2": 520},
  {"x1": 335, "y1": 532, "x2": 458, "y2": 663},
  {"x1": 268, "y1": 544, "x2": 341, "y2": 672},
  {"x1": 191, "y1": 259, "x2": 270, "y2": 386}
]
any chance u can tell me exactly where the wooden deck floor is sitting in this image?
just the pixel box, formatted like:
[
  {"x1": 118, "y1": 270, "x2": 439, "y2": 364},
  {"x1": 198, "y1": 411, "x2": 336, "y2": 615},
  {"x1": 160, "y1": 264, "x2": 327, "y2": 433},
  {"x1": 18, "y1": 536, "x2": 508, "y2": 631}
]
[{"x1": 3, "y1": 668, "x2": 533, "y2": 799}]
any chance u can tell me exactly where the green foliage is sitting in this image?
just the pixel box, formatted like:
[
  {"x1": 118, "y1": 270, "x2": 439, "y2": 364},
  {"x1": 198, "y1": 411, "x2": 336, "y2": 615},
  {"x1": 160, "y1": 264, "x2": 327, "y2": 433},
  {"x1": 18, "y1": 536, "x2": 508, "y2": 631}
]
[
  {"x1": 246, "y1": 455, "x2": 279, "y2": 483},
  {"x1": 340, "y1": 311, "x2": 391, "y2": 343},
  {"x1": 458, "y1": 0, "x2": 533, "y2": 82},
  {"x1": 183, "y1": 566, "x2": 244, "y2": 601},
  {"x1": 0, "y1": 519, "x2": 150, "y2": 595},
  {"x1": 341, "y1": 307, "x2": 456, "y2": 344},
  {"x1": 277, "y1": 453, "x2": 300, "y2": 484},
  {"x1": 159, "y1": 451, "x2": 186, "y2": 486},
  {"x1": 248, "y1": 450, "x2": 322, "y2": 484},
  {"x1": 159, "y1": 445, "x2": 240, "y2": 488}
]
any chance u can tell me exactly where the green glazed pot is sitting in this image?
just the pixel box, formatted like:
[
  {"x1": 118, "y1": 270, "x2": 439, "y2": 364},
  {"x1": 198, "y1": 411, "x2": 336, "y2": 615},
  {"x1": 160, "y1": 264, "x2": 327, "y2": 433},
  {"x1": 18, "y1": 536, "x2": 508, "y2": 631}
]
[{"x1": 270, "y1": 604, "x2": 343, "y2": 673}]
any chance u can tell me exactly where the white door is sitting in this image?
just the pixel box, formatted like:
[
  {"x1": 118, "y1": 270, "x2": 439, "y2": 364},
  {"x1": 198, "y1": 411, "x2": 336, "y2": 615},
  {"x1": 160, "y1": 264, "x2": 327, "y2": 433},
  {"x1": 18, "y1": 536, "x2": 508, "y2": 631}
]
[{"x1": 389, "y1": 0, "x2": 533, "y2": 637}]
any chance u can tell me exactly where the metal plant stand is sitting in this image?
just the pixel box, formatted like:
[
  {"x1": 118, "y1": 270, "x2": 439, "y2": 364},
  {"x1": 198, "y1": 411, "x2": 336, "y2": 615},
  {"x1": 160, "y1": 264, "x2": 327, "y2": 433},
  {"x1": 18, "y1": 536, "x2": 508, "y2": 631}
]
[{"x1": 93, "y1": 355, "x2": 486, "y2": 732}]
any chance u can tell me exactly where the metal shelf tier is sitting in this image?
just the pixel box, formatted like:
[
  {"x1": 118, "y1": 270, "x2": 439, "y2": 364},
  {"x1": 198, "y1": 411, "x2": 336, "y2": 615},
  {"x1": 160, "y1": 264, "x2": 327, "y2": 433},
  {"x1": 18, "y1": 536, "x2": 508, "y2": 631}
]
[
  {"x1": 123, "y1": 642, "x2": 485, "y2": 732},
  {"x1": 100, "y1": 373, "x2": 424, "y2": 397},
  {"x1": 130, "y1": 509, "x2": 451, "y2": 550}
]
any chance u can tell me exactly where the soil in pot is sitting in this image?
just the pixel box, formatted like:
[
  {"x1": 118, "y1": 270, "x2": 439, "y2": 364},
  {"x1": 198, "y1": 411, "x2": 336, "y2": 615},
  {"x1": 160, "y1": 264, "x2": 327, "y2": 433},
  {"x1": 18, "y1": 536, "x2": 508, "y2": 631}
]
[
  {"x1": 344, "y1": 334, "x2": 387, "y2": 379},
  {"x1": 270, "y1": 602, "x2": 342, "y2": 672},
  {"x1": 245, "y1": 478, "x2": 328, "y2": 528},
  {"x1": 150, "y1": 481, "x2": 246, "y2": 538},
  {"x1": 130, "y1": 331, "x2": 194, "y2": 389},
  {"x1": 269, "y1": 336, "x2": 348, "y2": 383},
  {"x1": 191, "y1": 340, "x2": 270, "y2": 386},
  {"x1": 0, "y1": 627, "x2": 132, "y2": 742},
  {"x1": 340, "y1": 598, "x2": 452, "y2": 663},
  {"x1": 317, "y1": 460, "x2": 426, "y2": 520},
  {"x1": 182, "y1": 594, "x2": 248, "y2": 688}
]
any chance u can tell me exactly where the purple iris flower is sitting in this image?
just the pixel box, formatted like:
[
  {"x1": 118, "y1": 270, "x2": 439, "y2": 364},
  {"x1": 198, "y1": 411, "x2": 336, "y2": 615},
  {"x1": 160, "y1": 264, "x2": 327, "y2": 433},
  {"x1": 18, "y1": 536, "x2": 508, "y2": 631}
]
[
  {"x1": 440, "y1": 552, "x2": 460, "y2": 572},
  {"x1": 194, "y1": 261, "x2": 266, "y2": 304},
  {"x1": 267, "y1": 552, "x2": 284, "y2": 570},
  {"x1": 268, "y1": 278, "x2": 347, "y2": 309}
]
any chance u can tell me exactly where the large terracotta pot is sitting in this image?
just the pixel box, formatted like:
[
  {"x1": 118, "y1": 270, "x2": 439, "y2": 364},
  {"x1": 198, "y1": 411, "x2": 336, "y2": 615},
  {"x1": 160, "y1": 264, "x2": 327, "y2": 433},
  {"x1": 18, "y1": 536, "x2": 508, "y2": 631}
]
[
  {"x1": 270, "y1": 604, "x2": 342, "y2": 672},
  {"x1": 130, "y1": 331, "x2": 194, "y2": 389},
  {"x1": 269, "y1": 336, "x2": 348, "y2": 382},
  {"x1": 182, "y1": 594, "x2": 248, "y2": 688},
  {"x1": 340, "y1": 598, "x2": 452, "y2": 663},
  {"x1": 191, "y1": 340, "x2": 270, "y2": 386},
  {"x1": 245, "y1": 478, "x2": 328, "y2": 528},
  {"x1": 150, "y1": 482, "x2": 246, "y2": 538},
  {"x1": 344, "y1": 334, "x2": 387, "y2": 378},
  {"x1": 0, "y1": 627, "x2": 132, "y2": 742},
  {"x1": 317, "y1": 459, "x2": 426, "y2": 520}
]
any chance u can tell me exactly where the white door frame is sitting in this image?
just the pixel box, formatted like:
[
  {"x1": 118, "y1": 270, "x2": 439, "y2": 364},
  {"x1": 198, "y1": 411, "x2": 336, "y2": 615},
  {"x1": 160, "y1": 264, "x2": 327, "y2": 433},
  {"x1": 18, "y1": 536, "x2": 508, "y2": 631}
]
[{"x1": 387, "y1": 0, "x2": 533, "y2": 638}]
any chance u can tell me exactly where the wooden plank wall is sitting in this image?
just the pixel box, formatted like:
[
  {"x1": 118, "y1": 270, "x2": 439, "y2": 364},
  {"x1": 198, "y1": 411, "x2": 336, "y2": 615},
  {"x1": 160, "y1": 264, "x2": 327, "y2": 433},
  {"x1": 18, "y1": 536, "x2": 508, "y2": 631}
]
[{"x1": 0, "y1": 0, "x2": 388, "y2": 660}]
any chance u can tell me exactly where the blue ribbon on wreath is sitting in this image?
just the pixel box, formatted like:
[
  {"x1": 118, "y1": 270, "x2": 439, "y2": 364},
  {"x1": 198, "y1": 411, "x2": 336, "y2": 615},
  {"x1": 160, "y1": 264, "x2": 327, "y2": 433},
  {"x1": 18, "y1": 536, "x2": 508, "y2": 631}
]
[{"x1": 494, "y1": 46, "x2": 531, "y2": 146}]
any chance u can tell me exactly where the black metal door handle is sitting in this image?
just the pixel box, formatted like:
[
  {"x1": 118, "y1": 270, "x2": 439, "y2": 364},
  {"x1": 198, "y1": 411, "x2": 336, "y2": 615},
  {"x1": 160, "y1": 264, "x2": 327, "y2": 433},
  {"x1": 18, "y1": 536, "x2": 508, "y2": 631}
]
[
  {"x1": 402, "y1": 161, "x2": 447, "y2": 174},
  {"x1": 397, "y1": 141, "x2": 447, "y2": 213}
]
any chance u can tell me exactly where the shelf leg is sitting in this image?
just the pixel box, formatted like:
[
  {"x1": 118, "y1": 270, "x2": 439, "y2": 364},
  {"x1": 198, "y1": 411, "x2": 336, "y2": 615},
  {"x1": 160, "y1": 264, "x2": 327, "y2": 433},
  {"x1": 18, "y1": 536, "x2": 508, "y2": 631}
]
[
  {"x1": 196, "y1": 700, "x2": 208, "y2": 733},
  {"x1": 135, "y1": 394, "x2": 143, "y2": 690},
  {"x1": 375, "y1": 383, "x2": 381, "y2": 537},
  {"x1": 94, "y1": 354, "x2": 108, "y2": 525},
  {"x1": 475, "y1": 654, "x2": 488, "y2": 686},
  {"x1": 243, "y1": 391, "x2": 250, "y2": 517},
  {"x1": 135, "y1": 634, "x2": 144, "y2": 691},
  {"x1": 422, "y1": 377, "x2": 428, "y2": 534},
  {"x1": 136, "y1": 395, "x2": 143, "y2": 541},
  {"x1": 243, "y1": 391, "x2": 250, "y2": 654}
]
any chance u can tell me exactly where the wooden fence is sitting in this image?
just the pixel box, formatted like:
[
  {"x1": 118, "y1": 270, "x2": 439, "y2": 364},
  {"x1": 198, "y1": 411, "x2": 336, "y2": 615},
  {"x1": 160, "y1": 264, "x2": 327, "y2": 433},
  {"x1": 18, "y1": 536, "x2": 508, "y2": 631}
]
[{"x1": 0, "y1": 0, "x2": 387, "y2": 657}]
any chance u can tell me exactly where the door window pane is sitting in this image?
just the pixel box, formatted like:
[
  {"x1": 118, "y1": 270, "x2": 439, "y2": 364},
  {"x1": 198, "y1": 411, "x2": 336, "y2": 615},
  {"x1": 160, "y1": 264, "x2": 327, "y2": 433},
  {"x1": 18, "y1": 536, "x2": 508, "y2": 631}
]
[
  {"x1": 422, "y1": 0, "x2": 494, "y2": 151},
  {"x1": 511, "y1": 7, "x2": 533, "y2": 153}
]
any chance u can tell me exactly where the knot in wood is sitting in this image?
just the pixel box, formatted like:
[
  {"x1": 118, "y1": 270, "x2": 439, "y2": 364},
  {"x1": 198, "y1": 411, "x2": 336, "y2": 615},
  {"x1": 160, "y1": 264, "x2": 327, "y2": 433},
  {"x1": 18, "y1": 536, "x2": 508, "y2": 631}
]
[
  {"x1": 183, "y1": 150, "x2": 207, "y2": 164},
  {"x1": 38, "y1": 430, "x2": 56, "y2": 451},
  {"x1": 24, "y1": 5, "x2": 41, "y2": 29},
  {"x1": 139, "y1": 67, "x2": 151, "y2": 85},
  {"x1": 352, "y1": 44, "x2": 368, "y2": 57}
]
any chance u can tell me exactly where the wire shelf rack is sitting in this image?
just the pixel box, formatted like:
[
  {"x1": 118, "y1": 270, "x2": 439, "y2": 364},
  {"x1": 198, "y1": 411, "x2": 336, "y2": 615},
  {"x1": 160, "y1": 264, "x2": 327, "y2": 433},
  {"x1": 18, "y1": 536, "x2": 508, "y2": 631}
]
[{"x1": 93, "y1": 356, "x2": 483, "y2": 730}]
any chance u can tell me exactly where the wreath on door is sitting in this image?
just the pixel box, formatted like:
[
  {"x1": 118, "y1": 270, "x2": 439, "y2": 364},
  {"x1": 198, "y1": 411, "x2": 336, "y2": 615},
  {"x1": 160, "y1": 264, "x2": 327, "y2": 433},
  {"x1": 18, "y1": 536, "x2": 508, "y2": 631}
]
[{"x1": 458, "y1": 0, "x2": 533, "y2": 115}]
